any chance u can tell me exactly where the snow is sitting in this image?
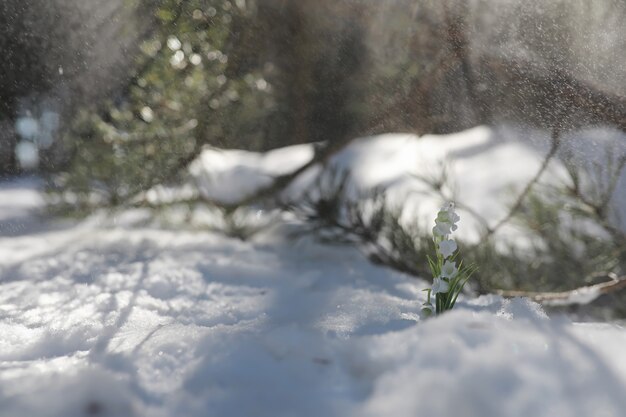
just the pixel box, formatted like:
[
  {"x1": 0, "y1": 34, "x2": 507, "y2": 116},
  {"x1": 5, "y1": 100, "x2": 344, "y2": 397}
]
[
  {"x1": 191, "y1": 124, "x2": 626, "y2": 245},
  {"x1": 2, "y1": 125, "x2": 626, "y2": 416},
  {"x1": 355, "y1": 302, "x2": 626, "y2": 417},
  {"x1": 189, "y1": 143, "x2": 314, "y2": 205},
  {"x1": 0, "y1": 176, "x2": 46, "y2": 236}
]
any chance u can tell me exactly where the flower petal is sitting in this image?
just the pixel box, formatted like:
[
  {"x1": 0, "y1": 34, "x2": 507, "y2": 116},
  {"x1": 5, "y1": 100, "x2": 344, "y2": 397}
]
[
  {"x1": 438, "y1": 239, "x2": 457, "y2": 258},
  {"x1": 441, "y1": 260, "x2": 458, "y2": 278},
  {"x1": 433, "y1": 222, "x2": 451, "y2": 238},
  {"x1": 432, "y1": 277, "x2": 450, "y2": 294}
]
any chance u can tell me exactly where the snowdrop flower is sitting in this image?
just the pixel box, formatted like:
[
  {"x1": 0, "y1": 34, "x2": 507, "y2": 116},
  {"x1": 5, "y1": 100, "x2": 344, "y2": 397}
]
[
  {"x1": 444, "y1": 201, "x2": 460, "y2": 218},
  {"x1": 423, "y1": 200, "x2": 474, "y2": 317},
  {"x1": 437, "y1": 202, "x2": 459, "y2": 230},
  {"x1": 436, "y1": 210, "x2": 451, "y2": 224},
  {"x1": 440, "y1": 260, "x2": 458, "y2": 279},
  {"x1": 431, "y1": 277, "x2": 450, "y2": 295},
  {"x1": 433, "y1": 202, "x2": 460, "y2": 240},
  {"x1": 432, "y1": 221, "x2": 452, "y2": 238},
  {"x1": 438, "y1": 239, "x2": 457, "y2": 258},
  {"x1": 449, "y1": 210, "x2": 460, "y2": 226}
]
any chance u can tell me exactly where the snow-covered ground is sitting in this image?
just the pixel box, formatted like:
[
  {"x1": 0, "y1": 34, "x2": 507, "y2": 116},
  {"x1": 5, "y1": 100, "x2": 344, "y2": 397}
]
[
  {"x1": 2, "y1": 125, "x2": 626, "y2": 417},
  {"x1": 192, "y1": 125, "x2": 626, "y2": 245}
]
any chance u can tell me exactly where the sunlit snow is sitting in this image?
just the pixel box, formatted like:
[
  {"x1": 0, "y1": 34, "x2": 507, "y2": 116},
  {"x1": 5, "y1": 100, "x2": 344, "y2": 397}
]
[{"x1": 1, "y1": 126, "x2": 626, "y2": 417}]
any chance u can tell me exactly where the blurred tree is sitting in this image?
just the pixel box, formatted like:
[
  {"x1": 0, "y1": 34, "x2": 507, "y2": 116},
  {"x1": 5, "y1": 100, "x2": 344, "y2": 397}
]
[
  {"x1": 51, "y1": 0, "x2": 626, "y2": 213},
  {"x1": 0, "y1": 1, "x2": 57, "y2": 174},
  {"x1": 0, "y1": 0, "x2": 148, "y2": 175},
  {"x1": 226, "y1": 0, "x2": 368, "y2": 148},
  {"x1": 54, "y1": 0, "x2": 370, "y2": 210},
  {"x1": 56, "y1": 0, "x2": 270, "y2": 208}
]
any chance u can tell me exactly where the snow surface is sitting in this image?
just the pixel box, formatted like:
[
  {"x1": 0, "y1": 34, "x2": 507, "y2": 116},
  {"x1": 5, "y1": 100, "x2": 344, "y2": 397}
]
[
  {"x1": 191, "y1": 125, "x2": 626, "y2": 246},
  {"x1": 0, "y1": 176, "x2": 46, "y2": 236},
  {"x1": 189, "y1": 144, "x2": 314, "y2": 205},
  {"x1": 2, "y1": 125, "x2": 626, "y2": 417}
]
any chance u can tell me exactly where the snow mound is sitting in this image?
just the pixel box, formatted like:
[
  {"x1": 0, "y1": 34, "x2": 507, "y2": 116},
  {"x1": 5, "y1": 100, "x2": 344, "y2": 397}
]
[
  {"x1": 353, "y1": 303, "x2": 626, "y2": 417},
  {"x1": 2, "y1": 216, "x2": 626, "y2": 416},
  {"x1": 190, "y1": 124, "x2": 626, "y2": 244},
  {"x1": 189, "y1": 143, "x2": 314, "y2": 205},
  {"x1": 2, "y1": 125, "x2": 626, "y2": 416}
]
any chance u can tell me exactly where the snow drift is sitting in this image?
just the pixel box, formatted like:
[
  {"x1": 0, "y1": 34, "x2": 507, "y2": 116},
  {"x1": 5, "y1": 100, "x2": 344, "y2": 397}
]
[{"x1": 1, "y1": 125, "x2": 626, "y2": 417}]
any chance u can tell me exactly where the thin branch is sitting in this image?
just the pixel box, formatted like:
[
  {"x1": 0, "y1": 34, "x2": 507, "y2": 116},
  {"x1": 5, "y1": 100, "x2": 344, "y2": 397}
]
[
  {"x1": 410, "y1": 172, "x2": 492, "y2": 236},
  {"x1": 410, "y1": 129, "x2": 561, "y2": 243},
  {"x1": 481, "y1": 127, "x2": 561, "y2": 240},
  {"x1": 126, "y1": 131, "x2": 360, "y2": 212},
  {"x1": 496, "y1": 273, "x2": 626, "y2": 306},
  {"x1": 562, "y1": 152, "x2": 626, "y2": 242},
  {"x1": 195, "y1": 134, "x2": 360, "y2": 210}
]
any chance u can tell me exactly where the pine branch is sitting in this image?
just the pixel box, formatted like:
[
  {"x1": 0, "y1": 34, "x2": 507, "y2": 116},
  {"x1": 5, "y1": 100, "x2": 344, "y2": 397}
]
[{"x1": 481, "y1": 127, "x2": 561, "y2": 240}]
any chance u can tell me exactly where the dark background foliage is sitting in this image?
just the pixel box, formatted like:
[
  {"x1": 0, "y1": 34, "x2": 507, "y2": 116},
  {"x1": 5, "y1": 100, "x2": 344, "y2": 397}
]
[{"x1": 2, "y1": 0, "x2": 625, "y2": 175}]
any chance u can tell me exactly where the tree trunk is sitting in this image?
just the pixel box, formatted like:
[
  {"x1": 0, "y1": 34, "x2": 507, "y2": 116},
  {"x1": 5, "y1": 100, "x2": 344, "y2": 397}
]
[{"x1": 0, "y1": 120, "x2": 18, "y2": 176}]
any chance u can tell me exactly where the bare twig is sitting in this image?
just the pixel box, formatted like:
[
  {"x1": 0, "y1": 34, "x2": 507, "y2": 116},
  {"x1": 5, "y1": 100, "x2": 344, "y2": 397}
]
[
  {"x1": 481, "y1": 127, "x2": 561, "y2": 240},
  {"x1": 496, "y1": 273, "x2": 626, "y2": 306},
  {"x1": 410, "y1": 128, "x2": 561, "y2": 244},
  {"x1": 410, "y1": 171, "x2": 492, "y2": 235},
  {"x1": 128, "y1": 132, "x2": 360, "y2": 212},
  {"x1": 562, "y1": 152, "x2": 626, "y2": 242},
  {"x1": 192, "y1": 134, "x2": 360, "y2": 210}
]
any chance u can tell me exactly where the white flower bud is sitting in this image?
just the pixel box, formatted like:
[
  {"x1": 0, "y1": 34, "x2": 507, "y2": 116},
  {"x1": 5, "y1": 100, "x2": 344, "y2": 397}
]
[
  {"x1": 441, "y1": 260, "x2": 458, "y2": 278},
  {"x1": 432, "y1": 277, "x2": 450, "y2": 294},
  {"x1": 438, "y1": 239, "x2": 457, "y2": 258}
]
